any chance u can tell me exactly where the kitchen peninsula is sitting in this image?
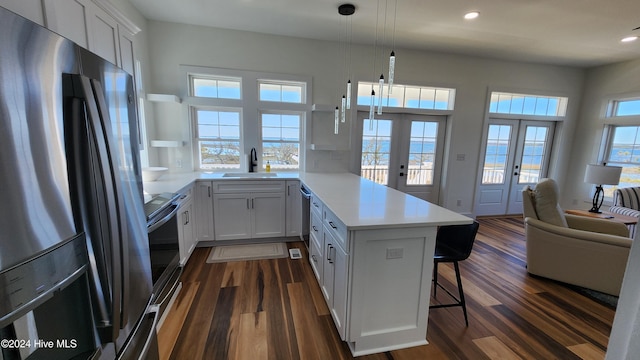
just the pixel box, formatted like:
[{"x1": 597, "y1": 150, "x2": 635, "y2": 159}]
[{"x1": 143, "y1": 171, "x2": 472, "y2": 356}]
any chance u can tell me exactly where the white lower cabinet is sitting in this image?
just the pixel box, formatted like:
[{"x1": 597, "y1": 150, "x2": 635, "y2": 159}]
[
  {"x1": 195, "y1": 181, "x2": 215, "y2": 241},
  {"x1": 177, "y1": 185, "x2": 196, "y2": 266},
  {"x1": 285, "y1": 180, "x2": 301, "y2": 237},
  {"x1": 322, "y1": 227, "x2": 348, "y2": 339},
  {"x1": 178, "y1": 198, "x2": 195, "y2": 265},
  {"x1": 305, "y1": 185, "x2": 438, "y2": 356},
  {"x1": 213, "y1": 191, "x2": 285, "y2": 241}
]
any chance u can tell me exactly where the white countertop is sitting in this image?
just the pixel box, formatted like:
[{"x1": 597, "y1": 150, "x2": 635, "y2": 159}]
[
  {"x1": 143, "y1": 171, "x2": 471, "y2": 229},
  {"x1": 299, "y1": 172, "x2": 472, "y2": 230},
  {"x1": 142, "y1": 171, "x2": 299, "y2": 199}
]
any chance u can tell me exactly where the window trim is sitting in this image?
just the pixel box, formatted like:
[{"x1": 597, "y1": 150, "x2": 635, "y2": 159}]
[
  {"x1": 259, "y1": 110, "x2": 304, "y2": 170},
  {"x1": 191, "y1": 106, "x2": 244, "y2": 171},
  {"x1": 180, "y1": 65, "x2": 311, "y2": 172}
]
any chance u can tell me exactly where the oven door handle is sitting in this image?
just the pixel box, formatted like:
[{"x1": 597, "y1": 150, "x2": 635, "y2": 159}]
[{"x1": 147, "y1": 205, "x2": 179, "y2": 233}]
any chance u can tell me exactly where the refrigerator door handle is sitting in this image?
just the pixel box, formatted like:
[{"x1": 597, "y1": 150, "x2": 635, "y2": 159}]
[
  {"x1": 73, "y1": 74, "x2": 129, "y2": 336},
  {"x1": 90, "y1": 78, "x2": 131, "y2": 328}
]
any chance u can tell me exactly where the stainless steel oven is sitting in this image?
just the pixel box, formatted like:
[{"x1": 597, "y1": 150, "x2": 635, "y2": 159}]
[{"x1": 144, "y1": 194, "x2": 183, "y2": 320}]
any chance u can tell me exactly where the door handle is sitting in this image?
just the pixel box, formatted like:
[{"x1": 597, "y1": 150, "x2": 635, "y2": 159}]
[
  {"x1": 399, "y1": 172, "x2": 404, "y2": 176},
  {"x1": 514, "y1": 172, "x2": 519, "y2": 176}
]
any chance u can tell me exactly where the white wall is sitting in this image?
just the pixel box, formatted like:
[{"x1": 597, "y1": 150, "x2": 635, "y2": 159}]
[
  {"x1": 145, "y1": 20, "x2": 585, "y2": 213},
  {"x1": 562, "y1": 58, "x2": 640, "y2": 209}
]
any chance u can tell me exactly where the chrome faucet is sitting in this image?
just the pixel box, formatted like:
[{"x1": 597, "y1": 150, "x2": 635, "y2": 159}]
[{"x1": 249, "y1": 147, "x2": 257, "y2": 172}]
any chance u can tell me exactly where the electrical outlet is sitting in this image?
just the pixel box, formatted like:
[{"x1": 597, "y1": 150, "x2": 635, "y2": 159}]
[
  {"x1": 386, "y1": 248, "x2": 403, "y2": 259},
  {"x1": 176, "y1": 159, "x2": 183, "y2": 168}
]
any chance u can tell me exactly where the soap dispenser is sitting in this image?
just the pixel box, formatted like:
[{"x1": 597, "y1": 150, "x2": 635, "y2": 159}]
[{"x1": 266, "y1": 160, "x2": 271, "y2": 173}]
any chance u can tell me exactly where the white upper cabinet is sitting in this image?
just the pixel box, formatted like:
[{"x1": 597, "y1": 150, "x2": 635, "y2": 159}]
[
  {"x1": 43, "y1": 0, "x2": 91, "y2": 48},
  {"x1": 0, "y1": 0, "x2": 45, "y2": 26},
  {"x1": 88, "y1": 4, "x2": 120, "y2": 65}
]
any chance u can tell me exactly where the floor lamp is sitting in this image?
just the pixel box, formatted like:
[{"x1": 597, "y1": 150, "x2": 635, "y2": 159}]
[{"x1": 584, "y1": 164, "x2": 622, "y2": 213}]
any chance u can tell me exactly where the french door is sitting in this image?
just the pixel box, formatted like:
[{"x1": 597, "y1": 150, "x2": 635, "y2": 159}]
[
  {"x1": 475, "y1": 119, "x2": 555, "y2": 216},
  {"x1": 355, "y1": 112, "x2": 446, "y2": 203}
]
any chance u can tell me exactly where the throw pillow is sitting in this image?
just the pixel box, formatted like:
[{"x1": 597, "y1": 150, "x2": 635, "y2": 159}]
[{"x1": 533, "y1": 178, "x2": 568, "y2": 227}]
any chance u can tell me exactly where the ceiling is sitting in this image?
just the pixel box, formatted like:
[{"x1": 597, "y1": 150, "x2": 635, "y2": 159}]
[{"x1": 128, "y1": 0, "x2": 640, "y2": 68}]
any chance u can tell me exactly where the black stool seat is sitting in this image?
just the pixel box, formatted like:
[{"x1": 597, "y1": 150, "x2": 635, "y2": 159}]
[{"x1": 430, "y1": 221, "x2": 479, "y2": 327}]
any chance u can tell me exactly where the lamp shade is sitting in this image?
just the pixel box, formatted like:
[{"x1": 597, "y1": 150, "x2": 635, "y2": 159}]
[{"x1": 584, "y1": 164, "x2": 622, "y2": 185}]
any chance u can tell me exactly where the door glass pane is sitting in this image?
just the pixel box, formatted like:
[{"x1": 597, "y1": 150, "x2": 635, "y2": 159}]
[
  {"x1": 362, "y1": 119, "x2": 392, "y2": 185},
  {"x1": 482, "y1": 125, "x2": 512, "y2": 184},
  {"x1": 518, "y1": 126, "x2": 548, "y2": 184},
  {"x1": 407, "y1": 121, "x2": 438, "y2": 185}
]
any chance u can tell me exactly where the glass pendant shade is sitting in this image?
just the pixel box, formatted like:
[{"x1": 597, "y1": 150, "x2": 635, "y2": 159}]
[
  {"x1": 388, "y1": 51, "x2": 395, "y2": 94},
  {"x1": 346, "y1": 80, "x2": 352, "y2": 109},
  {"x1": 369, "y1": 89, "x2": 375, "y2": 128},
  {"x1": 341, "y1": 95, "x2": 346, "y2": 123},
  {"x1": 377, "y1": 74, "x2": 384, "y2": 115},
  {"x1": 334, "y1": 106, "x2": 340, "y2": 134}
]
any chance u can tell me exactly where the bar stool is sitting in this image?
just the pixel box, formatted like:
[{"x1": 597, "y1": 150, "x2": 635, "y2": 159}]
[{"x1": 429, "y1": 221, "x2": 479, "y2": 327}]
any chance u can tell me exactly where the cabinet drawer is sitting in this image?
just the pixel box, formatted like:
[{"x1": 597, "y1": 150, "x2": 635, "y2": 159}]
[
  {"x1": 324, "y1": 207, "x2": 348, "y2": 250},
  {"x1": 308, "y1": 236, "x2": 323, "y2": 282},
  {"x1": 212, "y1": 180, "x2": 285, "y2": 194},
  {"x1": 310, "y1": 212, "x2": 323, "y2": 250},
  {"x1": 310, "y1": 194, "x2": 323, "y2": 218}
]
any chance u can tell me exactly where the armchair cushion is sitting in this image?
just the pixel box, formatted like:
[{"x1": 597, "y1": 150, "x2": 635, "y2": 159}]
[
  {"x1": 533, "y1": 178, "x2": 568, "y2": 227},
  {"x1": 565, "y1": 214, "x2": 630, "y2": 237}
]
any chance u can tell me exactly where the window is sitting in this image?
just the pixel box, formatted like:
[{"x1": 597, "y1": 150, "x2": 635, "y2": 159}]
[
  {"x1": 259, "y1": 80, "x2": 305, "y2": 103},
  {"x1": 607, "y1": 98, "x2": 640, "y2": 117},
  {"x1": 361, "y1": 119, "x2": 392, "y2": 185},
  {"x1": 489, "y1": 92, "x2": 568, "y2": 117},
  {"x1": 191, "y1": 76, "x2": 241, "y2": 99},
  {"x1": 185, "y1": 67, "x2": 309, "y2": 171},
  {"x1": 357, "y1": 82, "x2": 456, "y2": 110},
  {"x1": 482, "y1": 125, "x2": 512, "y2": 184},
  {"x1": 261, "y1": 112, "x2": 301, "y2": 170},
  {"x1": 194, "y1": 108, "x2": 242, "y2": 170},
  {"x1": 604, "y1": 126, "x2": 640, "y2": 191},
  {"x1": 407, "y1": 121, "x2": 438, "y2": 185}
]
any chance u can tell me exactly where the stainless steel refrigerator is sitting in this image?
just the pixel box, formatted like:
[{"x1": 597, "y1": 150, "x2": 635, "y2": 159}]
[{"x1": 0, "y1": 6, "x2": 157, "y2": 360}]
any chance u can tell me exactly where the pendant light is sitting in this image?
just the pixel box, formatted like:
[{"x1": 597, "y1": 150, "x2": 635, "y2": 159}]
[
  {"x1": 388, "y1": 0, "x2": 397, "y2": 93},
  {"x1": 338, "y1": 4, "x2": 356, "y2": 130}
]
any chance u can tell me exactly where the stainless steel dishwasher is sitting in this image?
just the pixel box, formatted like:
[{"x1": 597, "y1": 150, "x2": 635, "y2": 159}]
[{"x1": 299, "y1": 184, "x2": 311, "y2": 247}]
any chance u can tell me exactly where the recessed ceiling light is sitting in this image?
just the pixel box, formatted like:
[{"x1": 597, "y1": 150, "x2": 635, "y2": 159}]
[
  {"x1": 464, "y1": 11, "x2": 480, "y2": 20},
  {"x1": 621, "y1": 36, "x2": 638, "y2": 43}
]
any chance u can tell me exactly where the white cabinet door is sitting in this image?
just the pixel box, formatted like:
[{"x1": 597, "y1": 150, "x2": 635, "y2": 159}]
[
  {"x1": 252, "y1": 192, "x2": 286, "y2": 238},
  {"x1": 321, "y1": 224, "x2": 349, "y2": 340},
  {"x1": 178, "y1": 199, "x2": 195, "y2": 265},
  {"x1": 195, "y1": 181, "x2": 215, "y2": 241},
  {"x1": 0, "y1": 0, "x2": 45, "y2": 25},
  {"x1": 332, "y1": 243, "x2": 348, "y2": 340},
  {"x1": 285, "y1": 180, "x2": 301, "y2": 237},
  {"x1": 118, "y1": 25, "x2": 135, "y2": 75},
  {"x1": 213, "y1": 194, "x2": 252, "y2": 240},
  {"x1": 308, "y1": 235, "x2": 323, "y2": 282},
  {"x1": 43, "y1": 0, "x2": 91, "y2": 48},
  {"x1": 88, "y1": 4, "x2": 120, "y2": 66},
  {"x1": 321, "y1": 228, "x2": 336, "y2": 303}
]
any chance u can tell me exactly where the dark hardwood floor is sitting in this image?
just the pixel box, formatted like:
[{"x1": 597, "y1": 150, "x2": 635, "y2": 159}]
[{"x1": 158, "y1": 217, "x2": 614, "y2": 359}]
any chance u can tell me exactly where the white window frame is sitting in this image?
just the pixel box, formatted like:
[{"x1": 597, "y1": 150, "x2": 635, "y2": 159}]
[
  {"x1": 259, "y1": 110, "x2": 303, "y2": 170},
  {"x1": 181, "y1": 65, "x2": 311, "y2": 172}
]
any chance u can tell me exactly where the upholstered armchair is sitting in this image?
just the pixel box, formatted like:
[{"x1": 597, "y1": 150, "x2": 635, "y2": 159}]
[
  {"x1": 609, "y1": 186, "x2": 640, "y2": 238},
  {"x1": 522, "y1": 178, "x2": 632, "y2": 296}
]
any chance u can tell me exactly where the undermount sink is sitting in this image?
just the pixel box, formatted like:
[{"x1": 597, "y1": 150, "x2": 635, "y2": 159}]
[{"x1": 222, "y1": 172, "x2": 278, "y2": 178}]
